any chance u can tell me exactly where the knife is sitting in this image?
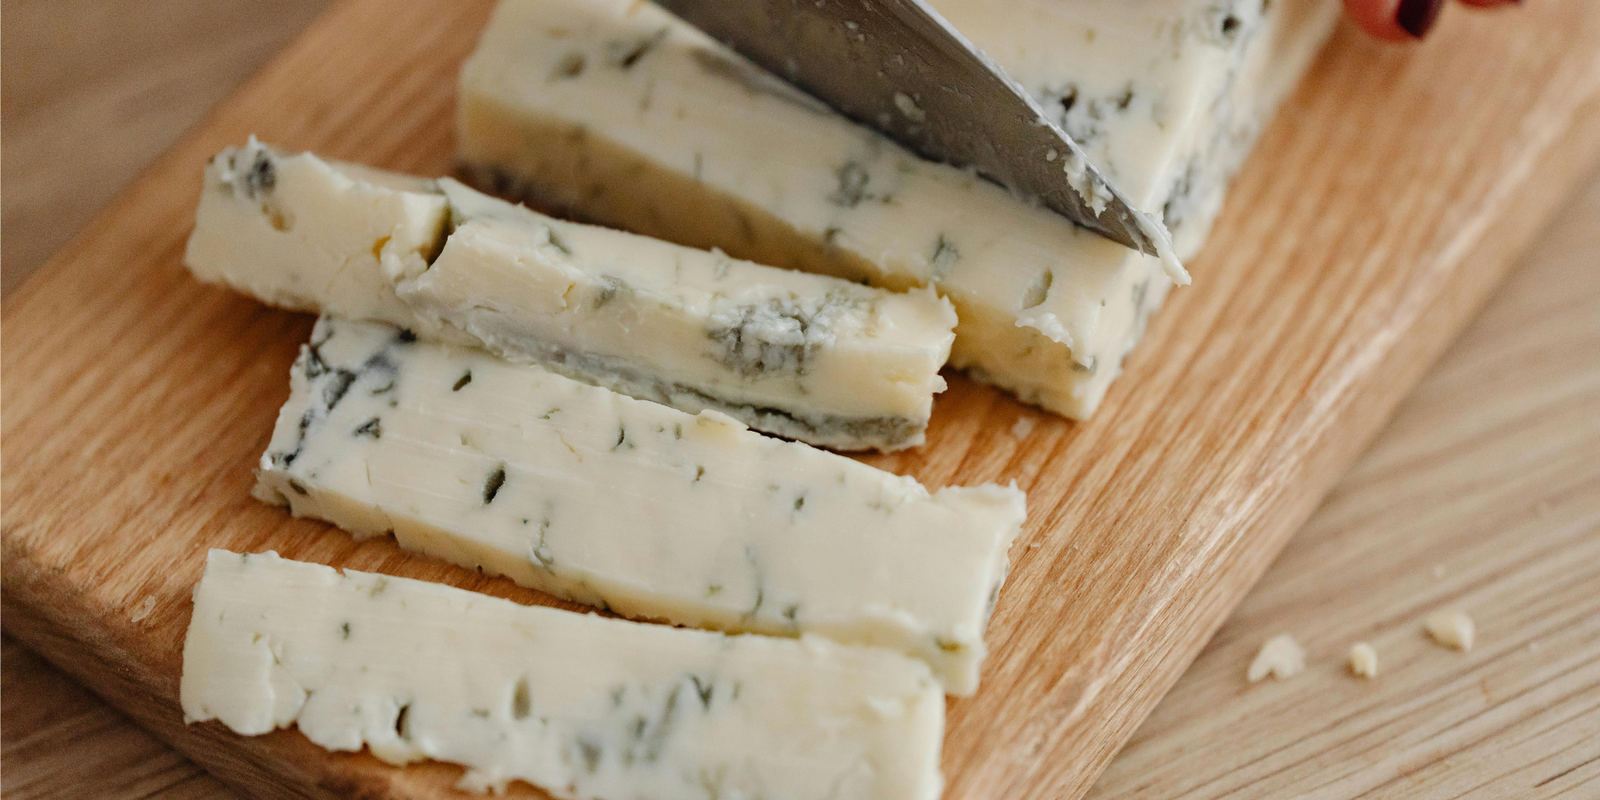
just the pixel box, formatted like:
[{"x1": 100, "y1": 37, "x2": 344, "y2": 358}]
[{"x1": 651, "y1": 0, "x2": 1187, "y2": 283}]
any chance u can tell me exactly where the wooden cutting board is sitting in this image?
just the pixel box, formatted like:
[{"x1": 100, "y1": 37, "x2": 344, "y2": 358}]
[{"x1": 3, "y1": 1, "x2": 1598, "y2": 798}]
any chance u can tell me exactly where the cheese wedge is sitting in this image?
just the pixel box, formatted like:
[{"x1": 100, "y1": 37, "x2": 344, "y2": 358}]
[
  {"x1": 182, "y1": 550, "x2": 945, "y2": 799},
  {"x1": 256, "y1": 316, "x2": 1024, "y2": 694},
  {"x1": 456, "y1": 0, "x2": 1337, "y2": 417},
  {"x1": 186, "y1": 139, "x2": 957, "y2": 451}
]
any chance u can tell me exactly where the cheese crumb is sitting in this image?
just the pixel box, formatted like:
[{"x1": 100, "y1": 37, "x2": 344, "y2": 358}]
[
  {"x1": 1247, "y1": 634, "x2": 1306, "y2": 682},
  {"x1": 892, "y1": 92, "x2": 927, "y2": 123},
  {"x1": 1348, "y1": 642, "x2": 1378, "y2": 678},
  {"x1": 1010, "y1": 416, "x2": 1037, "y2": 439},
  {"x1": 1425, "y1": 610, "x2": 1475, "y2": 652},
  {"x1": 130, "y1": 596, "x2": 158, "y2": 624}
]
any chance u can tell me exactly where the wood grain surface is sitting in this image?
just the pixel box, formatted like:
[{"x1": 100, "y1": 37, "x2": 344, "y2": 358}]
[
  {"x1": 1088, "y1": 166, "x2": 1600, "y2": 800},
  {"x1": 0, "y1": 0, "x2": 332, "y2": 295},
  {"x1": 2, "y1": 637, "x2": 231, "y2": 800},
  {"x1": 3, "y1": 2, "x2": 1599, "y2": 800}
]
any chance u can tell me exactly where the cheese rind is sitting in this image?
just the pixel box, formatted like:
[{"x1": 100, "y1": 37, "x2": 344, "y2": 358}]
[
  {"x1": 186, "y1": 141, "x2": 953, "y2": 451},
  {"x1": 401, "y1": 179, "x2": 956, "y2": 451},
  {"x1": 256, "y1": 316, "x2": 1023, "y2": 694},
  {"x1": 181, "y1": 550, "x2": 945, "y2": 799},
  {"x1": 456, "y1": 0, "x2": 1336, "y2": 417}
]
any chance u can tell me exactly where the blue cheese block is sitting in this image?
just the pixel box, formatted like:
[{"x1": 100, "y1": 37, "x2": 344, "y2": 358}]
[
  {"x1": 185, "y1": 140, "x2": 957, "y2": 452},
  {"x1": 256, "y1": 316, "x2": 1025, "y2": 694},
  {"x1": 456, "y1": 0, "x2": 1336, "y2": 417},
  {"x1": 181, "y1": 550, "x2": 945, "y2": 799},
  {"x1": 404, "y1": 179, "x2": 956, "y2": 452}
]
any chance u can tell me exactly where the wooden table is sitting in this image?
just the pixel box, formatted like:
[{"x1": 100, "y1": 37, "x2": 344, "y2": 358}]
[
  {"x1": 1087, "y1": 168, "x2": 1600, "y2": 800},
  {"x1": 3, "y1": 3, "x2": 1596, "y2": 798}
]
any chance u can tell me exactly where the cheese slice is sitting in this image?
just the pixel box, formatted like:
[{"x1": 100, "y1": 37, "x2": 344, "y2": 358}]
[
  {"x1": 403, "y1": 179, "x2": 956, "y2": 452},
  {"x1": 182, "y1": 550, "x2": 945, "y2": 799},
  {"x1": 257, "y1": 316, "x2": 1023, "y2": 694},
  {"x1": 186, "y1": 140, "x2": 957, "y2": 452},
  {"x1": 455, "y1": 0, "x2": 1333, "y2": 417}
]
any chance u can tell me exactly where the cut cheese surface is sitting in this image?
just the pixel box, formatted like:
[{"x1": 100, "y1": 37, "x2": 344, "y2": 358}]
[
  {"x1": 456, "y1": 0, "x2": 1334, "y2": 417},
  {"x1": 256, "y1": 316, "x2": 1024, "y2": 694},
  {"x1": 404, "y1": 179, "x2": 956, "y2": 451},
  {"x1": 181, "y1": 550, "x2": 945, "y2": 800},
  {"x1": 185, "y1": 140, "x2": 956, "y2": 451}
]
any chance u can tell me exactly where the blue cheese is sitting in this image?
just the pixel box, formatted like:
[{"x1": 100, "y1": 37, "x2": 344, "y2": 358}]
[
  {"x1": 933, "y1": 0, "x2": 1342, "y2": 258},
  {"x1": 456, "y1": 0, "x2": 1336, "y2": 417},
  {"x1": 256, "y1": 316, "x2": 1024, "y2": 694},
  {"x1": 185, "y1": 140, "x2": 956, "y2": 451},
  {"x1": 403, "y1": 180, "x2": 956, "y2": 452},
  {"x1": 181, "y1": 550, "x2": 945, "y2": 799}
]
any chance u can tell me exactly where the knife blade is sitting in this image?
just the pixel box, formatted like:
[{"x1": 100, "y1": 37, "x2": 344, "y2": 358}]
[{"x1": 651, "y1": 0, "x2": 1187, "y2": 283}]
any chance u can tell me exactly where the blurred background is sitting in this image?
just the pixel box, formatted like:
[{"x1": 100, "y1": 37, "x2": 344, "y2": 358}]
[{"x1": 1, "y1": 0, "x2": 330, "y2": 295}]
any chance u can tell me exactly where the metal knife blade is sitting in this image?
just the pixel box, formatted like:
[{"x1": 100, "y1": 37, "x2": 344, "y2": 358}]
[{"x1": 651, "y1": 0, "x2": 1187, "y2": 283}]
